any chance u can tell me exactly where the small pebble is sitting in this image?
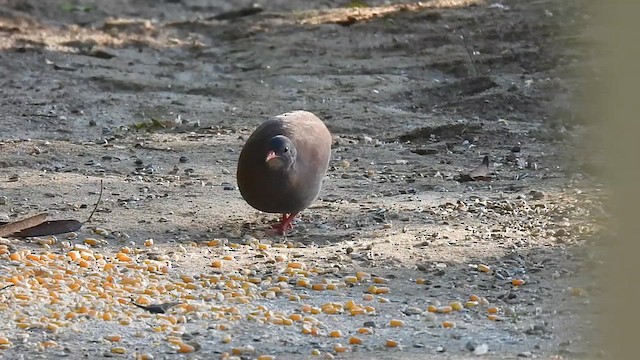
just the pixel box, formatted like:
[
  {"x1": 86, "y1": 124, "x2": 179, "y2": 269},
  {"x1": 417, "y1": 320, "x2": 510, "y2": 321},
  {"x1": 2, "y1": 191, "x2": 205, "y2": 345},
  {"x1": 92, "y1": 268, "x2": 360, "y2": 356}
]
[{"x1": 474, "y1": 343, "x2": 489, "y2": 355}]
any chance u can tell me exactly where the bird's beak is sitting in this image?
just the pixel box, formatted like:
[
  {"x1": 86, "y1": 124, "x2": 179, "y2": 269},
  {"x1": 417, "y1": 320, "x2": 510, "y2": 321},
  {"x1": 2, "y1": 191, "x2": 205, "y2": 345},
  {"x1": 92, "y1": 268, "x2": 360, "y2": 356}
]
[{"x1": 265, "y1": 151, "x2": 279, "y2": 163}]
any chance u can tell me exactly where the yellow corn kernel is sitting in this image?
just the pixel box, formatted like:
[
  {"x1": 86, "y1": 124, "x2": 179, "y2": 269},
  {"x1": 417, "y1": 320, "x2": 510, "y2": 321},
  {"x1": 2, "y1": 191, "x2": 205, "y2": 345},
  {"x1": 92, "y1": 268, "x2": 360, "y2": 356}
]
[
  {"x1": 178, "y1": 343, "x2": 195, "y2": 353},
  {"x1": 450, "y1": 301, "x2": 463, "y2": 311},
  {"x1": 41, "y1": 340, "x2": 58, "y2": 348},
  {"x1": 442, "y1": 321, "x2": 455, "y2": 328},
  {"x1": 334, "y1": 344, "x2": 348, "y2": 353},
  {"x1": 512, "y1": 279, "x2": 525, "y2": 286},
  {"x1": 116, "y1": 253, "x2": 132, "y2": 262},
  {"x1": 344, "y1": 276, "x2": 358, "y2": 284},
  {"x1": 416, "y1": 278, "x2": 426, "y2": 284},
  {"x1": 67, "y1": 251, "x2": 80, "y2": 261},
  {"x1": 350, "y1": 308, "x2": 366, "y2": 316},
  {"x1": 469, "y1": 294, "x2": 480, "y2": 301},
  {"x1": 144, "y1": 239, "x2": 154, "y2": 247},
  {"x1": 257, "y1": 356, "x2": 275, "y2": 360},
  {"x1": 312, "y1": 283, "x2": 326, "y2": 291},
  {"x1": 344, "y1": 300, "x2": 357, "y2": 310},
  {"x1": 287, "y1": 262, "x2": 305, "y2": 269},
  {"x1": 207, "y1": 240, "x2": 220, "y2": 247},
  {"x1": 487, "y1": 307, "x2": 499, "y2": 314},
  {"x1": 477, "y1": 264, "x2": 491, "y2": 273},
  {"x1": 465, "y1": 301, "x2": 479, "y2": 308},
  {"x1": 357, "y1": 327, "x2": 374, "y2": 335},
  {"x1": 487, "y1": 314, "x2": 501, "y2": 321},
  {"x1": 111, "y1": 347, "x2": 127, "y2": 354},
  {"x1": 375, "y1": 287, "x2": 390, "y2": 294},
  {"x1": 311, "y1": 349, "x2": 321, "y2": 356},
  {"x1": 0, "y1": 337, "x2": 10, "y2": 345},
  {"x1": 223, "y1": 255, "x2": 234, "y2": 261},
  {"x1": 323, "y1": 307, "x2": 339, "y2": 315},
  {"x1": 290, "y1": 313, "x2": 303, "y2": 322},
  {"x1": 84, "y1": 238, "x2": 100, "y2": 246},
  {"x1": 105, "y1": 335, "x2": 122, "y2": 342},
  {"x1": 386, "y1": 339, "x2": 399, "y2": 347},
  {"x1": 355, "y1": 271, "x2": 370, "y2": 281},
  {"x1": 389, "y1": 319, "x2": 404, "y2": 327},
  {"x1": 438, "y1": 306, "x2": 453, "y2": 314},
  {"x1": 329, "y1": 330, "x2": 342, "y2": 338},
  {"x1": 362, "y1": 294, "x2": 374, "y2": 301},
  {"x1": 349, "y1": 336, "x2": 363, "y2": 345}
]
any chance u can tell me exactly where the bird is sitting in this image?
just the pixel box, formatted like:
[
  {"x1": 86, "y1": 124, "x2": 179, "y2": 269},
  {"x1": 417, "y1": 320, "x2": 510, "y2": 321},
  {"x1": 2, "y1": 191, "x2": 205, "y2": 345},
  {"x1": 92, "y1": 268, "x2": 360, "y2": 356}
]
[{"x1": 236, "y1": 110, "x2": 332, "y2": 235}]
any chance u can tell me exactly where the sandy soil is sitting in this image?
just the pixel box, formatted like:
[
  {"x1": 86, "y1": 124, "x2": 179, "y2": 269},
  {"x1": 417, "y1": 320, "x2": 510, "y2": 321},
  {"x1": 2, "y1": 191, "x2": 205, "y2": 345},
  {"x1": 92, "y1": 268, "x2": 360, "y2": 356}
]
[{"x1": 0, "y1": 0, "x2": 607, "y2": 359}]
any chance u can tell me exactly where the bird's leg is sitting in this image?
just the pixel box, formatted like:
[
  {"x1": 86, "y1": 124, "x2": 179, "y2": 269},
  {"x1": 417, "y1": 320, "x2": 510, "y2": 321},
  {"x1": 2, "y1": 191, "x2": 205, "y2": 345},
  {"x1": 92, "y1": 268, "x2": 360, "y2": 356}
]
[{"x1": 270, "y1": 212, "x2": 298, "y2": 235}]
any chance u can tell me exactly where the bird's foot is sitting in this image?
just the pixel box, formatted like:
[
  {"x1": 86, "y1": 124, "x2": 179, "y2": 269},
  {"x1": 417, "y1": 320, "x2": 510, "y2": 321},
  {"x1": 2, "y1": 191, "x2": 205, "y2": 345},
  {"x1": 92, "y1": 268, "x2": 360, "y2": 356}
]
[{"x1": 267, "y1": 213, "x2": 298, "y2": 236}]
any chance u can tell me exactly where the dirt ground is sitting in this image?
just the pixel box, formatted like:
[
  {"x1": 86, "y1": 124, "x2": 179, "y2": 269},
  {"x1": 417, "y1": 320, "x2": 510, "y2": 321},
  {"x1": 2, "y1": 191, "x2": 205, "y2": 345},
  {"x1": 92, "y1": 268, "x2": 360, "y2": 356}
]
[{"x1": 0, "y1": 0, "x2": 607, "y2": 359}]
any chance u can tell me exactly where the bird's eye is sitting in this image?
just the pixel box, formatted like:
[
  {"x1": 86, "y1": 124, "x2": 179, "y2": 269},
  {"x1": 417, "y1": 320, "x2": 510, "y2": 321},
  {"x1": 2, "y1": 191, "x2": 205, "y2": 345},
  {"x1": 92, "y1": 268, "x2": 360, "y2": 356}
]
[{"x1": 283, "y1": 147, "x2": 289, "y2": 153}]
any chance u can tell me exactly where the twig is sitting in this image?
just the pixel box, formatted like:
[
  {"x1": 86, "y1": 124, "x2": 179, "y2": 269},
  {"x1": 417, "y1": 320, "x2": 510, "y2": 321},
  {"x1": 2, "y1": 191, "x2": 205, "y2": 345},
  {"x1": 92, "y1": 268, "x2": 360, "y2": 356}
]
[
  {"x1": 460, "y1": 33, "x2": 479, "y2": 78},
  {"x1": 0, "y1": 284, "x2": 14, "y2": 292},
  {"x1": 86, "y1": 180, "x2": 103, "y2": 223}
]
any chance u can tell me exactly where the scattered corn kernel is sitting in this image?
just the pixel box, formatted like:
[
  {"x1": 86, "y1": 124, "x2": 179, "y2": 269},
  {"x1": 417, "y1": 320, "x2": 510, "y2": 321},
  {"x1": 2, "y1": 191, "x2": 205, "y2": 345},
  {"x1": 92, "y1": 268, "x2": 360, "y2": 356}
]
[
  {"x1": 178, "y1": 343, "x2": 195, "y2": 353},
  {"x1": 477, "y1": 264, "x2": 491, "y2": 273},
  {"x1": 487, "y1": 307, "x2": 499, "y2": 314},
  {"x1": 334, "y1": 344, "x2": 348, "y2": 353},
  {"x1": 111, "y1": 347, "x2": 127, "y2": 354},
  {"x1": 465, "y1": 301, "x2": 479, "y2": 308},
  {"x1": 105, "y1": 335, "x2": 122, "y2": 342},
  {"x1": 385, "y1": 339, "x2": 399, "y2": 347},
  {"x1": 389, "y1": 319, "x2": 404, "y2": 327},
  {"x1": 442, "y1": 321, "x2": 455, "y2": 328},
  {"x1": 512, "y1": 279, "x2": 525, "y2": 286},
  {"x1": 450, "y1": 301, "x2": 463, "y2": 311},
  {"x1": 329, "y1": 330, "x2": 342, "y2": 338}
]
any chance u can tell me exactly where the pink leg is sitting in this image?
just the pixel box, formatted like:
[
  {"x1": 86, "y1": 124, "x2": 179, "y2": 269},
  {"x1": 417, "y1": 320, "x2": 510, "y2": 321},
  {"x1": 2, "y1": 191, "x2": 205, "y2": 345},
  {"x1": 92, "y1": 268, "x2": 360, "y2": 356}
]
[{"x1": 269, "y1": 212, "x2": 299, "y2": 235}]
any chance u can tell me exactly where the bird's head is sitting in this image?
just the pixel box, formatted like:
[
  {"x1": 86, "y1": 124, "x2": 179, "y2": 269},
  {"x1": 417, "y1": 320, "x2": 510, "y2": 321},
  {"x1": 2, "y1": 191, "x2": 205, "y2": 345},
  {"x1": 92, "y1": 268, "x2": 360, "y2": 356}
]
[{"x1": 265, "y1": 135, "x2": 296, "y2": 170}]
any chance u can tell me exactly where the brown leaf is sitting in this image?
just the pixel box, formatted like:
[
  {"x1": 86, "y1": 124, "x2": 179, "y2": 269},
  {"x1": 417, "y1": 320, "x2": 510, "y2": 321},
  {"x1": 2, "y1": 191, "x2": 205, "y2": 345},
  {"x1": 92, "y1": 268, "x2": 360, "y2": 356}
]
[
  {"x1": 0, "y1": 213, "x2": 48, "y2": 237},
  {"x1": 11, "y1": 220, "x2": 83, "y2": 237}
]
